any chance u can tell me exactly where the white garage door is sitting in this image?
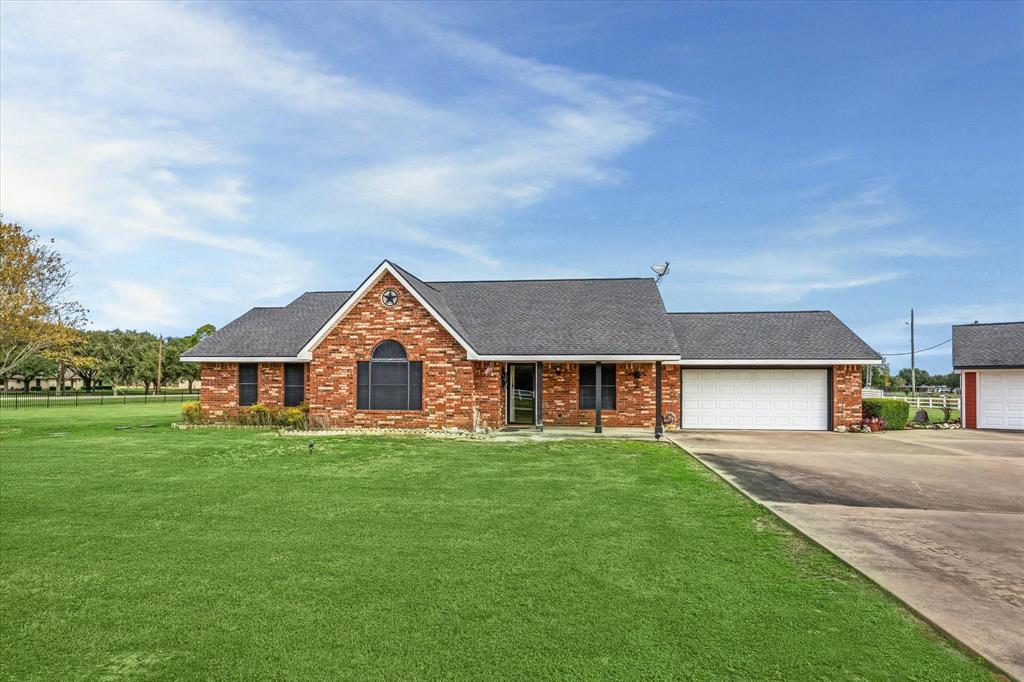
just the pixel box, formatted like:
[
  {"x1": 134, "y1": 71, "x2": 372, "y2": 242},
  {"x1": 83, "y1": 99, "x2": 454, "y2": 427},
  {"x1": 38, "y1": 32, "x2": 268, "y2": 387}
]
[
  {"x1": 682, "y1": 369, "x2": 829, "y2": 430},
  {"x1": 978, "y1": 370, "x2": 1024, "y2": 430}
]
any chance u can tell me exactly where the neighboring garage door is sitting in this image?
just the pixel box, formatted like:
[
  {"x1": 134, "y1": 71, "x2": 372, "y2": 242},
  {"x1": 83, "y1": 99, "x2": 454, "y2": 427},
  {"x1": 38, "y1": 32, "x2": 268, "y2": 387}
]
[
  {"x1": 978, "y1": 370, "x2": 1024, "y2": 430},
  {"x1": 682, "y1": 369, "x2": 829, "y2": 430}
]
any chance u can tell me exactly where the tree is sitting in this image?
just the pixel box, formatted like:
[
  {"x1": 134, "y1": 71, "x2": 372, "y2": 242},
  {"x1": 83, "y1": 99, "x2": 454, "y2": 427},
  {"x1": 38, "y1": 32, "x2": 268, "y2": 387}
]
[
  {"x1": 898, "y1": 367, "x2": 930, "y2": 390},
  {"x1": 12, "y1": 355, "x2": 57, "y2": 393},
  {"x1": 68, "y1": 330, "x2": 112, "y2": 391},
  {"x1": 166, "y1": 324, "x2": 215, "y2": 391},
  {"x1": 0, "y1": 219, "x2": 87, "y2": 375}
]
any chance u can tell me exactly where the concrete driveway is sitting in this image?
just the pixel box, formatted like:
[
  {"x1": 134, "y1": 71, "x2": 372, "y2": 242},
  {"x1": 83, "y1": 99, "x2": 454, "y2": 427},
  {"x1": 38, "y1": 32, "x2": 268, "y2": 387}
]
[{"x1": 669, "y1": 428, "x2": 1024, "y2": 680}]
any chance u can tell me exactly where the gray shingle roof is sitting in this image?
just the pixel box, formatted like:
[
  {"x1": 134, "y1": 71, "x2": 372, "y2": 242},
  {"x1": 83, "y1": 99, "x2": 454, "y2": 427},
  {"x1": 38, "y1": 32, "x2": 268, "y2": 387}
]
[
  {"x1": 669, "y1": 311, "x2": 881, "y2": 361},
  {"x1": 182, "y1": 262, "x2": 879, "y2": 362},
  {"x1": 432, "y1": 277, "x2": 680, "y2": 355},
  {"x1": 182, "y1": 291, "x2": 350, "y2": 358},
  {"x1": 952, "y1": 322, "x2": 1024, "y2": 369}
]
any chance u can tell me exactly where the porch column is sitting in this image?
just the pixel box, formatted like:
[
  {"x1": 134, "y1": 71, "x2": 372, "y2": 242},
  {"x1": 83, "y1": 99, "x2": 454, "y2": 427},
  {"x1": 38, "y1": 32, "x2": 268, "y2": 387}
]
[
  {"x1": 595, "y1": 361, "x2": 603, "y2": 433},
  {"x1": 535, "y1": 361, "x2": 543, "y2": 432},
  {"x1": 655, "y1": 361, "x2": 664, "y2": 440}
]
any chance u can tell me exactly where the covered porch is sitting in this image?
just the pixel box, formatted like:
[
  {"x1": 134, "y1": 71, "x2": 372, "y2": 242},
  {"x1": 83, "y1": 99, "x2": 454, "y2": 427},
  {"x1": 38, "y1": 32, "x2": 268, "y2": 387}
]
[{"x1": 500, "y1": 360, "x2": 667, "y2": 439}]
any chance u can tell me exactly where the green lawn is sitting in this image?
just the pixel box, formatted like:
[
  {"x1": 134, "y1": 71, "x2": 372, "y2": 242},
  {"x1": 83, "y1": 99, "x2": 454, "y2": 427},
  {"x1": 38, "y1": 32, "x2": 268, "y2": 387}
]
[{"x1": 1, "y1": 405, "x2": 993, "y2": 680}]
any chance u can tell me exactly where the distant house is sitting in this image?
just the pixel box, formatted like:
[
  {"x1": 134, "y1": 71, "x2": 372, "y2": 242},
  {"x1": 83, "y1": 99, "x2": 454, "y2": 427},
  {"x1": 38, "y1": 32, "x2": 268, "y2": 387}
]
[
  {"x1": 182, "y1": 260, "x2": 881, "y2": 434},
  {"x1": 3, "y1": 368, "x2": 83, "y2": 392},
  {"x1": 953, "y1": 321, "x2": 1024, "y2": 430}
]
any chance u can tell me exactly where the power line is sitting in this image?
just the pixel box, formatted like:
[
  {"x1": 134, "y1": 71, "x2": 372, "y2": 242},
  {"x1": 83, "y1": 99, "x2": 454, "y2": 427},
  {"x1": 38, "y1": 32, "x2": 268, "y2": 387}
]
[{"x1": 880, "y1": 338, "x2": 951, "y2": 357}]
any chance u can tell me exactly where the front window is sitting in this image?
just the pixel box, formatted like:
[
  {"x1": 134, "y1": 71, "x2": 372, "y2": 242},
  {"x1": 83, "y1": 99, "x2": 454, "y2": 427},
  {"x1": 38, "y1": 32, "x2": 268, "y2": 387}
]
[
  {"x1": 284, "y1": 364, "x2": 304, "y2": 407},
  {"x1": 356, "y1": 340, "x2": 423, "y2": 410},
  {"x1": 238, "y1": 363, "x2": 258, "y2": 406},
  {"x1": 579, "y1": 363, "x2": 616, "y2": 410}
]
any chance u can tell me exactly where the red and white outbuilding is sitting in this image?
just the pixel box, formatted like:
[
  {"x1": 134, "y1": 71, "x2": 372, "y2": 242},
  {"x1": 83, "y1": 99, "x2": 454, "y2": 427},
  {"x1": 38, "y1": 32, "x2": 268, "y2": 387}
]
[{"x1": 953, "y1": 322, "x2": 1024, "y2": 431}]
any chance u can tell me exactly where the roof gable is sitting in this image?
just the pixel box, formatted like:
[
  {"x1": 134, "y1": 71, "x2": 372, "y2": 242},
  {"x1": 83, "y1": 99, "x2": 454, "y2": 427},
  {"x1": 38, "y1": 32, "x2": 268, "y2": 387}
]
[{"x1": 299, "y1": 261, "x2": 479, "y2": 359}]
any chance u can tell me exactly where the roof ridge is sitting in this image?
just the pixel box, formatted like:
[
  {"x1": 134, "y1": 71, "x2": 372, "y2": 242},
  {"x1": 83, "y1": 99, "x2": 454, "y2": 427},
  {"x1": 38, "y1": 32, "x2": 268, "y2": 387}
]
[
  {"x1": 428, "y1": 276, "x2": 654, "y2": 284},
  {"x1": 668, "y1": 310, "x2": 829, "y2": 315},
  {"x1": 953, "y1": 320, "x2": 1024, "y2": 327},
  {"x1": 301, "y1": 290, "x2": 352, "y2": 294}
]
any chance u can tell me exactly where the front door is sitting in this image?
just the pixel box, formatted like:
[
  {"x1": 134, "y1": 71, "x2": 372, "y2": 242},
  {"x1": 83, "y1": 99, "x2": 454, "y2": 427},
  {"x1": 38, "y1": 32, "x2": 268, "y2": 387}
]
[{"x1": 509, "y1": 364, "x2": 536, "y2": 425}]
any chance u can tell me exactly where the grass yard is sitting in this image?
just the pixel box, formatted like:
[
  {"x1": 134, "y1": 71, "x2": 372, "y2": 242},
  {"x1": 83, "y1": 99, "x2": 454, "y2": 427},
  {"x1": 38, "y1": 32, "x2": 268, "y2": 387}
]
[{"x1": 1, "y1": 405, "x2": 994, "y2": 680}]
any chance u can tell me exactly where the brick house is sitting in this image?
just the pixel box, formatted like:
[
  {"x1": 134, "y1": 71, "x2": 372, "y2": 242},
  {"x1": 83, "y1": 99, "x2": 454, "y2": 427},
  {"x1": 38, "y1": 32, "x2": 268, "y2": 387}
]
[{"x1": 182, "y1": 261, "x2": 880, "y2": 435}]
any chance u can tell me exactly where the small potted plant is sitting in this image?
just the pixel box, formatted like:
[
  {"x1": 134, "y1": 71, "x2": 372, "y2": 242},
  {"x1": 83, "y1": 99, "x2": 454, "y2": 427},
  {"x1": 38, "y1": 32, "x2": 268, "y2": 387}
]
[{"x1": 862, "y1": 416, "x2": 887, "y2": 432}]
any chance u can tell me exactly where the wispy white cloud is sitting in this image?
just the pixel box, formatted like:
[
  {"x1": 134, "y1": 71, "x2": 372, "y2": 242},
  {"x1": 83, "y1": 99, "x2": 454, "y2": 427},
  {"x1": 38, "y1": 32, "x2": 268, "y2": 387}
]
[
  {"x1": 670, "y1": 183, "x2": 966, "y2": 304},
  {"x1": 0, "y1": 0, "x2": 686, "y2": 331},
  {"x1": 800, "y1": 183, "x2": 909, "y2": 237}
]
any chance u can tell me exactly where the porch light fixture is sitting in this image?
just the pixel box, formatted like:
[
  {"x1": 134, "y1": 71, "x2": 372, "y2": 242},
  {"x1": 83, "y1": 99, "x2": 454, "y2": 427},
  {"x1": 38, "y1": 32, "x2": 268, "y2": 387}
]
[{"x1": 632, "y1": 370, "x2": 643, "y2": 379}]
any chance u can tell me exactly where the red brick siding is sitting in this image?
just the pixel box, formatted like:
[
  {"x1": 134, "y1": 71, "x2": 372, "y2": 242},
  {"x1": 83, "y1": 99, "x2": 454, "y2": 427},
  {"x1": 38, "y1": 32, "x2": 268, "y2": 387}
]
[
  {"x1": 200, "y1": 362, "x2": 236, "y2": 418},
  {"x1": 660, "y1": 366, "x2": 681, "y2": 430},
  {"x1": 964, "y1": 371, "x2": 977, "y2": 428},
  {"x1": 259, "y1": 363, "x2": 284, "y2": 407},
  {"x1": 541, "y1": 362, "x2": 658, "y2": 427},
  {"x1": 472, "y1": 361, "x2": 505, "y2": 430},
  {"x1": 832, "y1": 364, "x2": 863, "y2": 428},
  {"x1": 199, "y1": 362, "x2": 288, "y2": 416},
  {"x1": 308, "y1": 272, "x2": 482, "y2": 430}
]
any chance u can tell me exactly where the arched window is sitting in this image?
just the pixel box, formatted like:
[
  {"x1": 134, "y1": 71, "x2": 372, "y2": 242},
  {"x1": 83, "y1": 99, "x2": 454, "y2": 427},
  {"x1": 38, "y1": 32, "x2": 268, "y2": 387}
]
[{"x1": 357, "y1": 341, "x2": 422, "y2": 410}]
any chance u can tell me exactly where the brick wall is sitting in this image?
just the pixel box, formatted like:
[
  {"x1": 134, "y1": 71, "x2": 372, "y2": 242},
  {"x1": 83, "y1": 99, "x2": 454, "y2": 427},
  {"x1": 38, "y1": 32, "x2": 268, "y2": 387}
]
[
  {"x1": 199, "y1": 362, "x2": 287, "y2": 417},
  {"x1": 832, "y1": 364, "x2": 863, "y2": 428},
  {"x1": 660, "y1": 365, "x2": 681, "y2": 430},
  {"x1": 540, "y1": 362, "x2": 658, "y2": 427},
  {"x1": 308, "y1": 272, "x2": 483, "y2": 430},
  {"x1": 259, "y1": 363, "x2": 284, "y2": 407},
  {"x1": 472, "y1": 362, "x2": 505, "y2": 430},
  {"x1": 200, "y1": 362, "x2": 237, "y2": 418}
]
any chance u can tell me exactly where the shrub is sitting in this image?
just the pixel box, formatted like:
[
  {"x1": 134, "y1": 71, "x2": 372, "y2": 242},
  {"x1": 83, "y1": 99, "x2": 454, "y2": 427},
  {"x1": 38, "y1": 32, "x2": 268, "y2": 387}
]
[
  {"x1": 282, "y1": 406, "x2": 308, "y2": 429},
  {"x1": 181, "y1": 401, "x2": 202, "y2": 424},
  {"x1": 862, "y1": 398, "x2": 910, "y2": 430}
]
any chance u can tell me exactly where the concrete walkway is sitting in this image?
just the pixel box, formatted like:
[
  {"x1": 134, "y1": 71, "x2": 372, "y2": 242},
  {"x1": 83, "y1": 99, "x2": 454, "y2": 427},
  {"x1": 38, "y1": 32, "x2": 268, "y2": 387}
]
[
  {"x1": 669, "y1": 428, "x2": 1024, "y2": 680},
  {"x1": 491, "y1": 426, "x2": 659, "y2": 441}
]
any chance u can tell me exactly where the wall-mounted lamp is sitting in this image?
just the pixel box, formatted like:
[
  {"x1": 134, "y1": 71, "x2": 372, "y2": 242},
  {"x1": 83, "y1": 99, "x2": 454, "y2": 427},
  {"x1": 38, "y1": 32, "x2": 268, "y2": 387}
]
[
  {"x1": 554, "y1": 365, "x2": 564, "y2": 376},
  {"x1": 632, "y1": 370, "x2": 644, "y2": 380}
]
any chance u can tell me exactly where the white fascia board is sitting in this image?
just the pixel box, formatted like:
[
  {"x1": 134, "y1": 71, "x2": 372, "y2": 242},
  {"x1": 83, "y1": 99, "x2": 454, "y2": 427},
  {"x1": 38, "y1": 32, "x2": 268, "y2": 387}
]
[
  {"x1": 181, "y1": 357, "x2": 308, "y2": 363},
  {"x1": 472, "y1": 354, "x2": 680, "y2": 362},
  {"x1": 298, "y1": 261, "x2": 478, "y2": 360},
  {"x1": 665, "y1": 358, "x2": 884, "y2": 366}
]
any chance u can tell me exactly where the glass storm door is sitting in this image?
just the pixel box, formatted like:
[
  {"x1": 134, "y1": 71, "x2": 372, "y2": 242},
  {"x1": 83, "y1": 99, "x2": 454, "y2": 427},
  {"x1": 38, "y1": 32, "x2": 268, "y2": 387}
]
[{"x1": 509, "y1": 364, "x2": 536, "y2": 425}]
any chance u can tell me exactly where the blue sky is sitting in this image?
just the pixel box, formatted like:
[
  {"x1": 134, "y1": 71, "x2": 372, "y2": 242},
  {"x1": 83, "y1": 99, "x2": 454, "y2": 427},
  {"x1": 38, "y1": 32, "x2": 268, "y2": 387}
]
[{"x1": 1, "y1": 1, "x2": 1021, "y2": 372}]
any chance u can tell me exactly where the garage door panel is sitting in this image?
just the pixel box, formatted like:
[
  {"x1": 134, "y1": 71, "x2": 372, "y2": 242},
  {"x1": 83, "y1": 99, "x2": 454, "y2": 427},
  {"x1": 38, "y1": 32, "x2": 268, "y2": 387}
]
[
  {"x1": 978, "y1": 371, "x2": 1024, "y2": 430},
  {"x1": 682, "y1": 369, "x2": 828, "y2": 431}
]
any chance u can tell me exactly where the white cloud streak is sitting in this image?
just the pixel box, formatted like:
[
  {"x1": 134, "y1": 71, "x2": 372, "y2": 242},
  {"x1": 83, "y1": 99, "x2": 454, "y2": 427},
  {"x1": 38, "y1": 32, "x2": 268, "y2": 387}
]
[{"x1": 0, "y1": 0, "x2": 685, "y2": 331}]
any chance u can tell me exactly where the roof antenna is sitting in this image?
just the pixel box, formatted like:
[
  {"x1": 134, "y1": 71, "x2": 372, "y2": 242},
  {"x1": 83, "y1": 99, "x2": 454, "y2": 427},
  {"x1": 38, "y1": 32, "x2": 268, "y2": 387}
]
[{"x1": 650, "y1": 262, "x2": 670, "y2": 284}]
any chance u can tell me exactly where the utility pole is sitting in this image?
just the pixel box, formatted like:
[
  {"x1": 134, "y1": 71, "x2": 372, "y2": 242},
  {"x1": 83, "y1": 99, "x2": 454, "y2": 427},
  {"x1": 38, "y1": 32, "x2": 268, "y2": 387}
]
[
  {"x1": 156, "y1": 336, "x2": 163, "y2": 396},
  {"x1": 910, "y1": 308, "x2": 916, "y2": 396}
]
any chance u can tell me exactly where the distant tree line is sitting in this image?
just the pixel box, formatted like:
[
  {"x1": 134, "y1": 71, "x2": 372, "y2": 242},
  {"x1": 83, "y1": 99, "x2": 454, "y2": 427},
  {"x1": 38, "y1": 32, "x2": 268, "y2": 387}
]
[
  {"x1": 1, "y1": 216, "x2": 214, "y2": 394},
  {"x1": 863, "y1": 360, "x2": 959, "y2": 390}
]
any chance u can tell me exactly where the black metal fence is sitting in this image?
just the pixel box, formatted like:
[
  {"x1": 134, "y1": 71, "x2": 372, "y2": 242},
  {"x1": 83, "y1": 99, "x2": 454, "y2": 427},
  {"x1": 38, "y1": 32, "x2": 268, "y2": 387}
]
[{"x1": 0, "y1": 390, "x2": 199, "y2": 409}]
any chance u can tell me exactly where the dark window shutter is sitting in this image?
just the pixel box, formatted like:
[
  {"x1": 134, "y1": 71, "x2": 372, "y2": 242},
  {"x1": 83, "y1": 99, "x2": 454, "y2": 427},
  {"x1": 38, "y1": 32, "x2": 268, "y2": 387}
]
[
  {"x1": 356, "y1": 361, "x2": 370, "y2": 409},
  {"x1": 409, "y1": 362, "x2": 423, "y2": 410}
]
